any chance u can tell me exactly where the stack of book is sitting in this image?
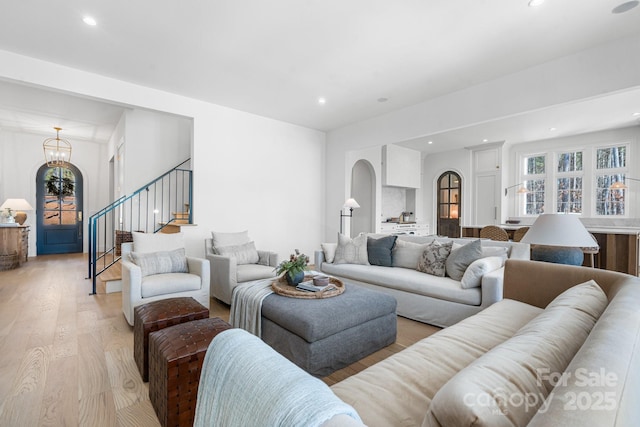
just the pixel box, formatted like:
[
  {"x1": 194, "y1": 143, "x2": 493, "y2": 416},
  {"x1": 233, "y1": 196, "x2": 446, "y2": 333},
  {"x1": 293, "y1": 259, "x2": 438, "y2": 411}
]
[{"x1": 296, "y1": 280, "x2": 334, "y2": 293}]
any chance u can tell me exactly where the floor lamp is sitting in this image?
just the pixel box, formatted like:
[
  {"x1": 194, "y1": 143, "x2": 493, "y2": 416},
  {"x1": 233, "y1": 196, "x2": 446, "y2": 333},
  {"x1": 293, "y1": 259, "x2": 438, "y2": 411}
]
[
  {"x1": 520, "y1": 214, "x2": 597, "y2": 265},
  {"x1": 339, "y1": 198, "x2": 360, "y2": 235}
]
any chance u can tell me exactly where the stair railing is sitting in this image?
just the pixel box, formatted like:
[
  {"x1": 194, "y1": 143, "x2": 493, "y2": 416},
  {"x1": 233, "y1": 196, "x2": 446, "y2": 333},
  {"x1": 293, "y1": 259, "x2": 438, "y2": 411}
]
[{"x1": 87, "y1": 159, "x2": 192, "y2": 294}]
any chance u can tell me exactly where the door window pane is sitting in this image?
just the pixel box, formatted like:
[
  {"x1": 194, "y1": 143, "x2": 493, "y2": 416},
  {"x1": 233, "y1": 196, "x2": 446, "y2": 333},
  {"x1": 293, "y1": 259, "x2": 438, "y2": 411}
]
[{"x1": 43, "y1": 167, "x2": 77, "y2": 225}]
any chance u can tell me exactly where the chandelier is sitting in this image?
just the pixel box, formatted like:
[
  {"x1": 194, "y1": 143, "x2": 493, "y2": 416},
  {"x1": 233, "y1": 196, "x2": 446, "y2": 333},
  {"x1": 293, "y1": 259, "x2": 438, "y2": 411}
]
[{"x1": 43, "y1": 127, "x2": 72, "y2": 167}]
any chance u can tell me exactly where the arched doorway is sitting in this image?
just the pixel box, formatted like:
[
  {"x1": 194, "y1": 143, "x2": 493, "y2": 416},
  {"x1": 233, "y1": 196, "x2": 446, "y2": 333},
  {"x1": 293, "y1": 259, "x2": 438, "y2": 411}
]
[
  {"x1": 437, "y1": 171, "x2": 461, "y2": 238},
  {"x1": 36, "y1": 163, "x2": 84, "y2": 254},
  {"x1": 351, "y1": 160, "x2": 375, "y2": 237}
]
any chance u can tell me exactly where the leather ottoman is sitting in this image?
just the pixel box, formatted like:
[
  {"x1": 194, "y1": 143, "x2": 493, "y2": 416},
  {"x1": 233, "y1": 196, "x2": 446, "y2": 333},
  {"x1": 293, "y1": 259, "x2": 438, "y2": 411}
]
[
  {"x1": 148, "y1": 317, "x2": 231, "y2": 427},
  {"x1": 134, "y1": 297, "x2": 209, "y2": 382}
]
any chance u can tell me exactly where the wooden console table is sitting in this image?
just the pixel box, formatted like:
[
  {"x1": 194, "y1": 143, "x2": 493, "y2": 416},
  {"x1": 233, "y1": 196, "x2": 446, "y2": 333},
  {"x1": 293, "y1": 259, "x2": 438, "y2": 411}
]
[{"x1": 0, "y1": 225, "x2": 29, "y2": 271}]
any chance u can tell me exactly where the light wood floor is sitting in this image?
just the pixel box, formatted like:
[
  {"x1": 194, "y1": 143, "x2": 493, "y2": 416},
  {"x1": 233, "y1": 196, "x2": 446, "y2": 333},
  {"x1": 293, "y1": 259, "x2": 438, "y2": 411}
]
[{"x1": 0, "y1": 254, "x2": 439, "y2": 426}]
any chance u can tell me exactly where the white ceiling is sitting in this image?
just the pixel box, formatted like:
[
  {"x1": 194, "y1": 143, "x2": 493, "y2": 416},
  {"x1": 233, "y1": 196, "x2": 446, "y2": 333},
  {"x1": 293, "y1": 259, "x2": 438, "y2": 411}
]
[
  {"x1": 0, "y1": 1, "x2": 639, "y2": 147},
  {"x1": 0, "y1": 80, "x2": 126, "y2": 142}
]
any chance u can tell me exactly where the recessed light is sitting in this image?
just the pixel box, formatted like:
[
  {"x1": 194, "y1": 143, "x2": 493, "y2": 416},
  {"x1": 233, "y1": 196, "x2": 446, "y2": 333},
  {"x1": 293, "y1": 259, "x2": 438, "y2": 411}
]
[
  {"x1": 612, "y1": 1, "x2": 639, "y2": 14},
  {"x1": 549, "y1": 127, "x2": 557, "y2": 131},
  {"x1": 83, "y1": 16, "x2": 97, "y2": 26},
  {"x1": 528, "y1": 0, "x2": 545, "y2": 7},
  {"x1": 482, "y1": 139, "x2": 488, "y2": 143},
  {"x1": 317, "y1": 97, "x2": 326, "y2": 105},
  {"x1": 427, "y1": 141, "x2": 433, "y2": 145},
  {"x1": 633, "y1": 112, "x2": 640, "y2": 116}
]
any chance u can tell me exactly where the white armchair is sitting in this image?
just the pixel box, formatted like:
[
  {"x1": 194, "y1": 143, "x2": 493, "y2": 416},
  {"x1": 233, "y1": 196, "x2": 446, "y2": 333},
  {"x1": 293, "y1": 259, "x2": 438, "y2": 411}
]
[
  {"x1": 205, "y1": 232, "x2": 278, "y2": 304},
  {"x1": 121, "y1": 232, "x2": 210, "y2": 326}
]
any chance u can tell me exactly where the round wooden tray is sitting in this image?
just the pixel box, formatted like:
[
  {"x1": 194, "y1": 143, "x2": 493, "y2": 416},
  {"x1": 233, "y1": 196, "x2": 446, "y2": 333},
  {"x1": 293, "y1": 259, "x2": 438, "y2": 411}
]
[{"x1": 271, "y1": 275, "x2": 345, "y2": 299}]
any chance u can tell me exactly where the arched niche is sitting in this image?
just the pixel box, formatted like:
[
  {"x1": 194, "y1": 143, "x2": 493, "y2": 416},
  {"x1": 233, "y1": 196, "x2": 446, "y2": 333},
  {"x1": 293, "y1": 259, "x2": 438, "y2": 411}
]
[{"x1": 350, "y1": 159, "x2": 376, "y2": 237}]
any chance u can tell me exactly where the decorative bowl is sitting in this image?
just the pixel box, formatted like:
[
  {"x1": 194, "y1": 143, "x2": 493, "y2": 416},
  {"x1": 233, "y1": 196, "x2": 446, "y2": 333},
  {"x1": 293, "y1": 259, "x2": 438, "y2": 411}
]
[{"x1": 313, "y1": 275, "x2": 330, "y2": 287}]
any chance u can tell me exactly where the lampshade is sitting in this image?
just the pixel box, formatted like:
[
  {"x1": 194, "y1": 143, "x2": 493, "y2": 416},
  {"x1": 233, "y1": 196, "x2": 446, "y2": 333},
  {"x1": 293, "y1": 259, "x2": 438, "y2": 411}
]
[
  {"x1": 43, "y1": 127, "x2": 72, "y2": 167},
  {"x1": 343, "y1": 198, "x2": 360, "y2": 209},
  {"x1": 609, "y1": 177, "x2": 640, "y2": 190},
  {"x1": 1, "y1": 198, "x2": 33, "y2": 212},
  {"x1": 521, "y1": 214, "x2": 596, "y2": 248},
  {"x1": 1, "y1": 199, "x2": 34, "y2": 225}
]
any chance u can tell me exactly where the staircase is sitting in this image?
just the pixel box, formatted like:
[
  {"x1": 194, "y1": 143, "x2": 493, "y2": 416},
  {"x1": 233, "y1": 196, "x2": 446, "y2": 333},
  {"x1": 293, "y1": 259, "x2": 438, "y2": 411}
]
[
  {"x1": 158, "y1": 204, "x2": 194, "y2": 234},
  {"x1": 87, "y1": 159, "x2": 193, "y2": 294}
]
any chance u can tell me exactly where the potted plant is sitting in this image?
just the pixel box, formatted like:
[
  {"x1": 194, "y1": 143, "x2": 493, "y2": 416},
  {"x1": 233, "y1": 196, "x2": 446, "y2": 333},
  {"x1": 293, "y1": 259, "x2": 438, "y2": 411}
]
[{"x1": 275, "y1": 249, "x2": 309, "y2": 285}]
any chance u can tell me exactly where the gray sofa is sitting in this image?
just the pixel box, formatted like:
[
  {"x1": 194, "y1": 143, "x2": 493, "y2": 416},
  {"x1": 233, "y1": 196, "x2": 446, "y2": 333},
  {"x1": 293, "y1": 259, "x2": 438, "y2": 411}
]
[
  {"x1": 194, "y1": 260, "x2": 640, "y2": 427},
  {"x1": 314, "y1": 234, "x2": 530, "y2": 327}
]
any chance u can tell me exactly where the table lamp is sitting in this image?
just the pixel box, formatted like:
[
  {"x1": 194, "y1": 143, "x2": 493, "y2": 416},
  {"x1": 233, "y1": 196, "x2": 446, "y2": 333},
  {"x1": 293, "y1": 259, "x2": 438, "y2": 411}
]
[
  {"x1": 0, "y1": 199, "x2": 34, "y2": 225},
  {"x1": 520, "y1": 214, "x2": 597, "y2": 265}
]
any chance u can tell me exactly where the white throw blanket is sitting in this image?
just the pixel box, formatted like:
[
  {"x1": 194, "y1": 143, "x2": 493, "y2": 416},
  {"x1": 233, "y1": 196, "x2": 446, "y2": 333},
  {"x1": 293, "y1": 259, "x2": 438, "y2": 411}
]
[
  {"x1": 229, "y1": 278, "x2": 274, "y2": 336},
  {"x1": 194, "y1": 329, "x2": 362, "y2": 427}
]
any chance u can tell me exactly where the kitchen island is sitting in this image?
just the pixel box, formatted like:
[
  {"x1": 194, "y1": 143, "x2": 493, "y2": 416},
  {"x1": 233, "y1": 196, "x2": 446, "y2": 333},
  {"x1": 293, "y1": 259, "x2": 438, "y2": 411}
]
[{"x1": 462, "y1": 225, "x2": 639, "y2": 276}]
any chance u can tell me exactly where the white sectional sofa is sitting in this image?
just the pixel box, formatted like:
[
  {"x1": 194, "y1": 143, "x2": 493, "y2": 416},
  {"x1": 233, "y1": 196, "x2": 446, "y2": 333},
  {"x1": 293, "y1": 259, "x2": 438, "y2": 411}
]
[
  {"x1": 314, "y1": 234, "x2": 530, "y2": 327},
  {"x1": 194, "y1": 260, "x2": 640, "y2": 427}
]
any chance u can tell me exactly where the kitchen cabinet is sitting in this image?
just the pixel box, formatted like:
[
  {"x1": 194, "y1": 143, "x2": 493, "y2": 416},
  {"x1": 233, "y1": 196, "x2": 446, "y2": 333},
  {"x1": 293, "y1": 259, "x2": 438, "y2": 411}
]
[{"x1": 382, "y1": 145, "x2": 421, "y2": 188}]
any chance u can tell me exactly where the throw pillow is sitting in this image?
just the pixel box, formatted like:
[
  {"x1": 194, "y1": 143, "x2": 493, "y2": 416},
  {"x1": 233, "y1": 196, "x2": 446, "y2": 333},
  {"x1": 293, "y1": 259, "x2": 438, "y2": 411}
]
[
  {"x1": 460, "y1": 256, "x2": 506, "y2": 289},
  {"x1": 367, "y1": 235, "x2": 397, "y2": 267},
  {"x1": 333, "y1": 233, "x2": 369, "y2": 265},
  {"x1": 132, "y1": 231, "x2": 184, "y2": 253},
  {"x1": 215, "y1": 241, "x2": 260, "y2": 265},
  {"x1": 130, "y1": 248, "x2": 188, "y2": 277},
  {"x1": 321, "y1": 243, "x2": 338, "y2": 263},
  {"x1": 417, "y1": 240, "x2": 453, "y2": 276},
  {"x1": 445, "y1": 239, "x2": 483, "y2": 281},
  {"x1": 211, "y1": 230, "x2": 251, "y2": 252},
  {"x1": 423, "y1": 280, "x2": 608, "y2": 427},
  {"x1": 392, "y1": 239, "x2": 430, "y2": 270}
]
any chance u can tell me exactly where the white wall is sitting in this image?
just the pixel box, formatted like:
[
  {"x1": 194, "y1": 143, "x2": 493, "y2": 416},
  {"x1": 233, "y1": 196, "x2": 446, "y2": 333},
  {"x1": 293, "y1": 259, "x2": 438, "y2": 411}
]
[
  {"x1": 0, "y1": 49, "x2": 327, "y2": 263},
  {"x1": 324, "y1": 34, "x2": 640, "y2": 241},
  {"x1": 351, "y1": 160, "x2": 375, "y2": 237},
  {"x1": 422, "y1": 148, "x2": 471, "y2": 234},
  {"x1": 187, "y1": 106, "x2": 325, "y2": 258},
  {"x1": 0, "y1": 129, "x2": 109, "y2": 256},
  {"x1": 345, "y1": 146, "x2": 382, "y2": 236},
  {"x1": 124, "y1": 109, "x2": 192, "y2": 194}
]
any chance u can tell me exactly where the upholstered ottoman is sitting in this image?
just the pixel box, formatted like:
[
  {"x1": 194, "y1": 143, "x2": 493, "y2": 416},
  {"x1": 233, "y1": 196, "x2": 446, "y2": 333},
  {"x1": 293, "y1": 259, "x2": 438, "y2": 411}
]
[
  {"x1": 134, "y1": 297, "x2": 209, "y2": 382},
  {"x1": 148, "y1": 317, "x2": 231, "y2": 427},
  {"x1": 261, "y1": 283, "x2": 397, "y2": 376}
]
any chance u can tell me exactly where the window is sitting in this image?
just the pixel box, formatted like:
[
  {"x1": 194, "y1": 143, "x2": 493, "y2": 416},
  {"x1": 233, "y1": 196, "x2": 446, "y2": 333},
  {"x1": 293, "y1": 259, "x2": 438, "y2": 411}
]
[
  {"x1": 43, "y1": 166, "x2": 78, "y2": 225},
  {"x1": 556, "y1": 151, "x2": 582, "y2": 213},
  {"x1": 595, "y1": 145, "x2": 627, "y2": 216},
  {"x1": 523, "y1": 155, "x2": 545, "y2": 215},
  {"x1": 517, "y1": 143, "x2": 630, "y2": 217}
]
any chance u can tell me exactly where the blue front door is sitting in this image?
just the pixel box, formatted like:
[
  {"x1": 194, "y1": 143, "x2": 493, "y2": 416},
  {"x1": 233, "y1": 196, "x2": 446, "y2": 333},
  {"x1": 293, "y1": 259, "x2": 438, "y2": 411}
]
[{"x1": 36, "y1": 163, "x2": 84, "y2": 254}]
